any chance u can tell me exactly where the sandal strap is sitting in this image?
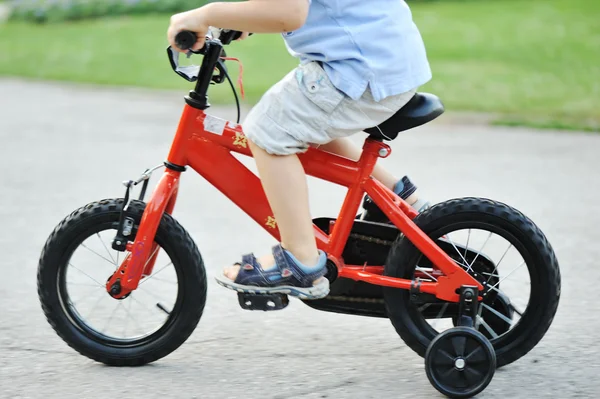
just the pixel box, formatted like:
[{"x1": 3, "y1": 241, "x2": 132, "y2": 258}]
[
  {"x1": 232, "y1": 245, "x2": 327, "y2": 288},
  {"x1": 240, "y1": 253, "x2": 259, "y2": 269},
  {"x1": 272, "y1": 245, "x2": 327, "y2": 284},
  {"x1": 233, "y1": 253, "x2": 262, "y2": 283}
]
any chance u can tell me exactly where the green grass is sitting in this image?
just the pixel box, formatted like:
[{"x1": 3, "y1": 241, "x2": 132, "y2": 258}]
[
  {"x1": 0, "y1": 16, "x2": 297, "y2": 104},
  {"x1": 1, "y1": 0, "x2": 599, "y2": 131},
  {"x1": 415, "y1": 0, "x2": 600, "y2": 131}
]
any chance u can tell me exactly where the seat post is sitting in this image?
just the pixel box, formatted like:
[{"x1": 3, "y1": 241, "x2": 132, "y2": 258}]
[{"x1": 357, "y1": 136, "x2": 392, "y2": 178}]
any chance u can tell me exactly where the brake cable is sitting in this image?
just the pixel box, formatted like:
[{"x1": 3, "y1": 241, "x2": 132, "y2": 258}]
[{"x1": 219, "y1": 56, "x2": 245, "y2": 124}]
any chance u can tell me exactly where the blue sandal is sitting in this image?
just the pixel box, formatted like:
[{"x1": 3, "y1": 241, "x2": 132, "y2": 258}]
[{"x1": 215, "y1": 245, "x2": 330, "y2": 300}]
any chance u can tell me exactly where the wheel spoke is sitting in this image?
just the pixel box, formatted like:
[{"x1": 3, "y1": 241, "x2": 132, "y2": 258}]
[
  {"x1": 419, "y1": 303, "x2": 431, "y2": 312},
  {"x1": 442, "y1": 233, "x2": 472, "y2": 271},
  {"x1": 463, "y1": 366, "x2": 484, "y2": 386},
  {"x1": 438, "y1": 367, "x2": 460, "y2": 386},
  {"x1": 432, "y1": 302, "x2": 449, "y2": 329},
  {"x1": 139, "y1": 261, "x2": 173, "y2": 286},
  {"x1": 464, "y1": 229, "x2": 471, "y2": 259},
  {"x1": 487, "y1": 260, "x2": 526, "y2": 291},
  {"x1": 415, "y1": 266, "x2": 438, "y2": 282},
  {"x1": 80, "y1": 243, "x2": 117, "y2": 267},
  {"x1": 474, "y1": 302, "x2": 484, "y2": 329},
  {"x1": 482, "y1": 303, "x2": 514, "y2": 326},
  {"x1": 465, "y1": 346, "x2": 486, "y2": 363},
  {"x1": 84, "y1": 291, "x2": 107, "y2": 321},
  {"x1": 71, "y1": 289, "x2": 104, "y2": 307},
  {"x1": 436, "y1": 302, "x2": 449, "y2": 319},
  {"x1": 484, "y1": 285, "x2": 527, "y2": 317},
  {"x1": 433, "y1": 349, "x2": 455, "y2": 366},
  {"x1": 483, "y1": 283, "x2": 508, "y2": 297},
  {"x1": 119, "y1": 300, "x2": 145, "y2": 336},
  {"x1": 122, "y1": 300, "x2": 131, "y2": 337},
  {"x1": 481, "y1": 271, "x2": 501, "y2": 279},
  {"x1": 130, "y1": 293, "x2": 165, "y2": 317},
  {"x1": 69, "y1": 263, "x2": 104, "y2": 287},
  {"x1": 486, "y1": 242, "x2": 513, "y2": 285},
  {"x1": 101, "y1": 301, "x2": 121, "y2": 334},
  {"x1": 67, "y1": 282, "x2": 102, "y2": 287},
  {"x1": 144, "y1": 276, "x2": 178, "y2": 285},
  {"x1": 451, "y1": 336, "x2": 466, "y2": 357},
  {"x1": 476, "y1": 315, "x2": 499, "y2": 339},
  {"x1": 133, "y1": 285, "x2": 173, "y2": 313},
  {"x1": 66, "y1": 281, "x2": 106, "y2": 306},
  {"x1": 96, "y1": 232, "x2": 116, "y2": 265},
  {"x1": 511, "y1": 304, "x2": 524, "y2": 316},
  {"x1": 465, "y1": 231, "x2": 493, "y2": 273}
]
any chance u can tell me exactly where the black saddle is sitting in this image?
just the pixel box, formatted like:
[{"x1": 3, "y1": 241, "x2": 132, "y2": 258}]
[{"x1": 364, "y1": 92, "x2": 444, "y2": 140}]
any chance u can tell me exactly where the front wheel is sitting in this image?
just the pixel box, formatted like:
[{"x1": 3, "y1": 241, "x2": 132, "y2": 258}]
[
  {"x1": 37, "y1": 198, "x2": 207, "y2": 366},
  {"x1": 383, "y1": 197, "x2": 561, "y2": 368}
]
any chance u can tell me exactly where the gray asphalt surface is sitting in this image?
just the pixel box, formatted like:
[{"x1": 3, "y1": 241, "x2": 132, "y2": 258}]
[{"x1": 1, "y1": 78, "x2": 599, "y2": 399}]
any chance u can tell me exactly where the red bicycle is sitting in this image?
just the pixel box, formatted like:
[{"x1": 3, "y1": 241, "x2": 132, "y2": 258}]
[{"x1": 37, "y1": 29, "x2": 561, "y2": 398}]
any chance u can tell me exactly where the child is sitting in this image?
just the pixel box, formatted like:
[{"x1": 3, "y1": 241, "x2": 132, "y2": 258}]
[{"x1": 167, "y1": 0, "x2": 432, "y2": 299}]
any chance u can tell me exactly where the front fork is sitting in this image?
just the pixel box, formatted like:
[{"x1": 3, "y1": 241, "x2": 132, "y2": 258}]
[{"x1": 106, "y1": 164, "x2": 181, "y2": 298}]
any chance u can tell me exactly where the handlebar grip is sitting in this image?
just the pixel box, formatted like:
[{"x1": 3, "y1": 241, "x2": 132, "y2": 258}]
[
  {"x1": 174, "y1": 30, "x2": 198, "y2": 50},
  {"x1": 174, "y1": 30, "x2": 254, "y2": 51}
]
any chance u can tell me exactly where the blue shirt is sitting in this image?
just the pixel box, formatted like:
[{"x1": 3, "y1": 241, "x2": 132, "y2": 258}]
[{"x1": 282, "y1": 0, "x2": 432, "y2": 102}]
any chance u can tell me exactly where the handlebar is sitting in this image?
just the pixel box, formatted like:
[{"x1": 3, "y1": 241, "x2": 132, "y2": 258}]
[
  {"x1": 169, "y1": 28, "x2": 251, "y2": 123},
  {"x1": 174, "y1": 29, "x2": 251, "y2": 51}
]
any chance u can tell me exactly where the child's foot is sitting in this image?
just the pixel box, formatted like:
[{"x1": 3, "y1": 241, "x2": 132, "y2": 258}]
[
  {"x1": 215, "y1": 244, "x2": 330, "y2": 300},
  {"x1": 359, "y1": 175, "x2": 430, "y2": 222}
]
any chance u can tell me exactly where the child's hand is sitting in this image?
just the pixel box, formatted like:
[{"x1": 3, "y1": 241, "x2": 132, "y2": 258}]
[{"x1": 167, "y1": 9, "x2": 209, "y2": 52}]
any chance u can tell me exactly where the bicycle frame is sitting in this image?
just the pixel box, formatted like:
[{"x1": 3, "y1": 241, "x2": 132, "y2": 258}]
[{"x1": 106, "y1": 40, "x2": 482, "y2": 303}]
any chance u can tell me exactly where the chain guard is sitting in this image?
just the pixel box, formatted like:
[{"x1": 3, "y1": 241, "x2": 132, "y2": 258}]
[{"x1": 302, "y1": 217, "x2": 498, "y2": 319}]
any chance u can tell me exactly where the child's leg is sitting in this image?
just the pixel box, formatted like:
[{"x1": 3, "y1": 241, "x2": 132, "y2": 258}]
[
  {"x1": 316, "y1": 137, "x2": 420, "y2": 205},
  {"x1": 216, "y1": 62, "x2": 419, "y2": 299},
  {"x1": 216, "y1": 66, "x2": 336, "y2": 299},
  {"x1": 224, "y1": 140, "x2": 321, "y2": 274},
  {"x1": 218, "y1": 139, "x2": 330, "y2": 300}
]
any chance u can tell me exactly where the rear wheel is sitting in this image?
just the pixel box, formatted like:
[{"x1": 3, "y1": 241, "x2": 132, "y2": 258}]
[
  {"x1": 37, "y1": 198, "x2": 207, "y2": 366},
  {"x1": 383, "y1": 197, "x2": 560, "y2": 368}
]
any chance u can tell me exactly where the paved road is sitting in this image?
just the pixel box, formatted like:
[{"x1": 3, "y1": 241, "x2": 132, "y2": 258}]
[{"x1": 1, "y1": 78, "x2": 599, "y2": 399}]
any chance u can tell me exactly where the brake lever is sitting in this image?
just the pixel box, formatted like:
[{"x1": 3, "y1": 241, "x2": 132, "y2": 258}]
[
  {"x1": 166, "y1": 42, "x2": 229, "y2": 83},
  {"x1": 212, "y1": 59, "x2": 229, "y2": 84},
  {"x1": 167, "y1": 46, "x2": 201, "y2": 82}
]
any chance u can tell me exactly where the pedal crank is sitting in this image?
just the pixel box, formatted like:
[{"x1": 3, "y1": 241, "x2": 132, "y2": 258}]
[{"x1": 237, "y1": 293, "x2": 289, "y2": 311}]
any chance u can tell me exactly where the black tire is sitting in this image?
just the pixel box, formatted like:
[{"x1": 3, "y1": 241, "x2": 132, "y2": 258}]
[
  {"x1": 383, "y1": 197, "x2": 561, "y2": 368},
  {"x1": 37, "y1": 198, "x2": 207, "y2": 366},
  {"x1": 425, "y1": 327, "x2": 496, "y2": 399}
]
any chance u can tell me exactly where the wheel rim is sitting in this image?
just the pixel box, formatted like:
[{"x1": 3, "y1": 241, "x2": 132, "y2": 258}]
[
  {"x1": 56, "y1": 221, "x2": 184, "y2": 347},
  {"x1": 410, "y1": 221, "x2": 537, "y2": 348}
]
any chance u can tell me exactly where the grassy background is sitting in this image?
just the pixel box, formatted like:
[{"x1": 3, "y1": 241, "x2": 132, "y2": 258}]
[
  {"x1": 1, "y1": 0, "x2": 599, "y2": 131},
  {"x1": 6, "y1": 0, "x2": 232, "y2": 23}
]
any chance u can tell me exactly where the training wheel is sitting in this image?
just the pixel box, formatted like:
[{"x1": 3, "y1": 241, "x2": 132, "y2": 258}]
[{"x1": 425, "y1": 327, "x2": 496, "y2": 398}]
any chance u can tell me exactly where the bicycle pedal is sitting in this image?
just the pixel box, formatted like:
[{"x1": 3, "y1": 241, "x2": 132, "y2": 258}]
[{"x1": 237, "y1": 292, "x2": 289, "y2": 311}]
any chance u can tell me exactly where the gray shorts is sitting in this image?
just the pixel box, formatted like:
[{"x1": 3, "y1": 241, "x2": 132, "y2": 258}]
[{"x1": 243, "y1": 61, "x2": 416, "y2": 156}]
